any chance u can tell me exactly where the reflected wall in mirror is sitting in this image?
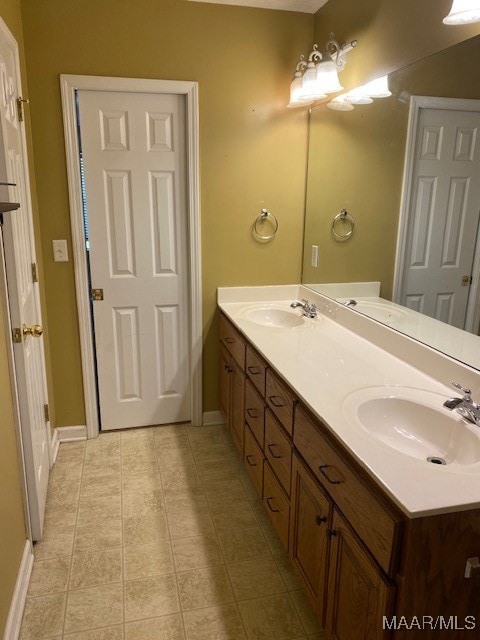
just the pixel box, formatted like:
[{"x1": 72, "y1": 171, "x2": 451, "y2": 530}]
[{"x1": 302, "y1": 34, "x2": 480, "y2": 370}]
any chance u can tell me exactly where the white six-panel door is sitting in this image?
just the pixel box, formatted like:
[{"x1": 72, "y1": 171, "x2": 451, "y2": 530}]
[
  {"x1": 0, "y1": 18, "x2": 50, "y2": 540},
  {"x1": 401, "y1": 107, "x2": 480, "y2": 328},
  {"x1": 77, "y1": 90, "x2": 190, "y2": 430}
]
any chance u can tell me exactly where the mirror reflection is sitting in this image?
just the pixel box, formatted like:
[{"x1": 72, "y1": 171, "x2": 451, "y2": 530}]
[{"x1": 302, "y1": 34, "x2": 480, "y2": 370}]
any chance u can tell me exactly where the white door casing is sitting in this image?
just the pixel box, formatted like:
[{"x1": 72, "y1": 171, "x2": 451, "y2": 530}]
[
  {"x1": 61, "y1": 75, "x2": 202, "y2": 437},
  {"x1": 394, "y1": 96, "x2": 480, "y2": 331},
  {"x1": 0, "y1": 18, "x2": 50, "y2": 540},
  {"x1": 78, "y1": 90, "x2": 190, "y2": 429}
]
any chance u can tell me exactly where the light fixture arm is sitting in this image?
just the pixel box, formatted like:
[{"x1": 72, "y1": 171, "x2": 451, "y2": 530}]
[
  {"x1": 306, "y1": 44, "x2": 322, "y2": 64},
  {"x1": 294, "y1": 55, "x2": 307, "y2": 74}
]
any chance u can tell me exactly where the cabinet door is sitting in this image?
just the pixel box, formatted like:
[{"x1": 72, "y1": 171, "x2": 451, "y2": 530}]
[
  {"x1": 230, "y1": 359, "x2": 246, "y2": 454},
  {"x1": 290, "y1": 454, "x2": 332, "y2": 624},
  {"x1": 326, "y1": 510, "x2": 395, "y2": 640},
  {"x1": 219, "y1": 343, "x2": 231, "y2": 421}
]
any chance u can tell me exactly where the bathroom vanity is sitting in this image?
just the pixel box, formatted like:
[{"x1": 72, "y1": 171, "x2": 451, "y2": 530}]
[{"x1": 218, "y1": 285, "x2": 480, "y2": 640}]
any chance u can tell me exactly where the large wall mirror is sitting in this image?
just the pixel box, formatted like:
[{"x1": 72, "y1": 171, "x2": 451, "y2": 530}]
[{"x1": 302, "y1": 34, "x2": 480, "y2": 370}]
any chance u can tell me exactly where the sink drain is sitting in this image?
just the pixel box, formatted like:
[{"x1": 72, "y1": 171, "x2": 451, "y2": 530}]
[{"x1": 426, "y1": 456, "x2": 446, "y2": 465}]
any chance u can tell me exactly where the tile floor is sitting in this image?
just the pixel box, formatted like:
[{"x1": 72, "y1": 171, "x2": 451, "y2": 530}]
[{"x1": 20, "y1": 424, "x2": 326, "y2": 640}]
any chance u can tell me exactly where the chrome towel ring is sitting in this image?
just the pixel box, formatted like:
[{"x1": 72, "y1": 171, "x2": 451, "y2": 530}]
[
  {"x1": 254, "y1": 208, "x2": 278, "y2": 241},
  {"x1": 332, "y1": 209, "x2": 355, "y2": 240}
]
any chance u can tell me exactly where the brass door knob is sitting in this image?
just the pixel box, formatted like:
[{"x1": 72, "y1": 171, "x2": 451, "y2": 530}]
[{"x1": 22, "y1": 323, "x2": 43, "y2": 338}]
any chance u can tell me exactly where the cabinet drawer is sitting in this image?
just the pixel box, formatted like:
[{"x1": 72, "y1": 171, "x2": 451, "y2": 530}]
[
  {"x1": 294, "y1": 405, "x2": 400, "y2": 576},
  {"x1": 263, "y1": 461, "x2": 290, "y2": 551},
  {"x1": 219, "y1": 313, "x2": 246, "y2": 370},
  {"x1": 244, "y1": 425, "x2": 264, "y2": 498},
  {"x1": 266, "y1": 369, "x2": 294, "y2": 436},
  {"x1": 246, "y1": 345, "x2": 267, "y2": 397},
  {"x1": 265, "y1": 410, "x2": 292, "y2": 496},
  {"x1": 245, "y1": 379, "x2": 265, "y2": 448}
]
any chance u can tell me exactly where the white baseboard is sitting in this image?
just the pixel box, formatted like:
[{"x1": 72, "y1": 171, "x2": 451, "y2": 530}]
[
  {"x1": 56, "y1": 425, "x2": 87, "y2": 442},
  {"x1": 3, "y1": 540, "x2": 34, "y2": 640},
  {"x1": 202, "y1": 411, "x2": 225, "y2": 426},
  {"x1": 50, "y1": 429, "x2": 59, "y2": 465}
]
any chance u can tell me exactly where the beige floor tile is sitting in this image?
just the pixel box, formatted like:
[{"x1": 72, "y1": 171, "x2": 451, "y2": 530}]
[
  {"x1": 183, "y1": 603, "x2": 246, "y2": 640},
  {"x1": 121, "y1": 454, "x2": 157, "y2": 475},
  {"x1": 177, "y1": 565, "x2": 234, "y2": 611},
  {"x1": 275, "y1": 555, "x2": 303, "y2": 592},
  {"x1": 154, "y1": 424, "x2": 187, "y2": 442},
  {"x1": 74, "y1": 519, "x2": 123, "y2": 553},
  {"x1": 122, "y1": 436, "x2": 156, "y2": 457},
  {"x1": 123, "y1": 514, "x2": 170, "y2": 546},
  {"x1": 205, "y1": 480, "x2": 248, "y2": 507},
  {"x1": 124, "y1": 574, "x2": 180, "y2": 622},
  {"x1": 20, "y1": 593, "x2": 67, "y2": 639},
  {"x1": 64, "y1": 583, "x2": 124, "y2": 634},
  {"x1": 64, "y1": 625, "x2": 124, "y2": 640},
  {"x1": 261, "y1": 523, "x2": 287, "y2": 555},
  {"x1": 186, "y1": 426, "x2": 226, "y2": 447},
  {"x1": 122, "y1": 471, "x2": 162, "y2": 494},
  {"x1": 56, "y1": 442, "x2": 86, "y2": 463},
  {"x1": 226, "y1": 557, "x2": 286, "y2": 601},
  {"x1": 289, "y1": 589, "x2": 323, "y2": 635},
  {"x1": 83, "y1": 458, "x2": 121, "y2": 478},
  {"x1": 163, "y1": 487, "x2": 207, "y2": 512},
  {"x1": 77, "y1": 494, "x2": 121, "y2": 526},
  {"x1": 167, "y1": 509, "x2": 215, "y2": 540},
  {"x1": 27, "y1": 557, "x2": 70, "y2": 597},
  {"x1": 191, "y1": 442, "x2": 230, "y2": 464},
  {"x1": 70, "y1": 548, "x2": 123, "y2": 589},
  {"x1": 171, "y1": 534, "x2": 224, "y2": 571},
  {"x1": 307, "y1": 633, "x2": 327, "y2": 639},
  {"x1": 46, "y1": 478, "x2": 81, "y2": 508},
  {"x1": 160, "y1": 465, "x2": 200, "y2": 491},
  {"x1": 124, "y1": 542, "x2": 174, "y2": 580},
  {"x1": 33, "y1": 525, "x2": 75, "y2": 560},
  {"x1": 239, "y1": 475, "x2": 260, "y2": 501},
  {"x1": 249, "y1": 499, "x2": 271, "y2": 528},
  {"x1": 156, "y1": 443, "x2": 193, "y2": 468},
  {"x1": 195, "y1": 461, "x2": 238, "y2": 486},
  {"x1": 217, "y1": 527, "x2": 270, "y2": 563},
  {"x1": 85, "y1": 436, "x2": 121, "y2": 458},
  {"x1": 210, "y1": 501, "x2": 257, "y2": 532},
  {"x1": 44, "y1": 500, "x2": 79, "y2": 529},
  {"x1": 122, "y1": 490, "x2": 165, "y2": 518},
  {"x1": 80, "y1": 474, "x2": 121, "y2": 499},
  {"x1": 238, "y1": 593, "x2": 304, "y2": 640},
  {"x1": 51, "y1": 460, "x2": 84, "y2": 482},
  {"x1": 121, "y1": 427, "x2": 155, "y2": 440},
  {"x1": 125, "y1": 613, "x2": 185, "y2": 639}
]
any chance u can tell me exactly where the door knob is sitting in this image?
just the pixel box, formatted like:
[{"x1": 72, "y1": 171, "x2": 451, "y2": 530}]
[{"x1": 22, "y1": 323, "x2": 43, "y2": 338}]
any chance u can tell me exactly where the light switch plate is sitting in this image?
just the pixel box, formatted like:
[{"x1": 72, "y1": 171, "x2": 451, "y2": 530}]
[
  {"x1": 311, "y1": 245, "x2": 319, "y2": 267},
  {"x1": 52, "y1": 239, "x2": 68, "y2": 262}
]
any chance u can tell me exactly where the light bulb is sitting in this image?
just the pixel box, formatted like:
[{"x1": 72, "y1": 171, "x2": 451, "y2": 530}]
[
  {"x1": 327, "y1": 95, "x2": 354, "y2": 111},
  {"x1": 344, "y1": 87, "x2": 373, "y2": 105},
  {"x1": 443, "y1": 0, "x2": 480, "y2": 24},
  {"x1": 361, "y1": 75, "x2": 392, "y2": 98}
]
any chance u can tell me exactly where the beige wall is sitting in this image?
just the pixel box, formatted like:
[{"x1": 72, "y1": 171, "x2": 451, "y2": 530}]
[
  {"x1": 20, "y1": 0, "x2": 312, "y2": 424},
  {"x1": 303, "y1": 0, "x2": 480, "y2": 296},
  {"x1": 0, "y1": 3, "x2": 28, "y2": 634}
]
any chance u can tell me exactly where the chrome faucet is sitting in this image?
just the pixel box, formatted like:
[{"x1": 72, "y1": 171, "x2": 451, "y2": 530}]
[
  {"x1": 344, "y1": 299, "x2": 357, "y2": 307},
  {"x1": 443, "y1": 382, "x2": 480, "y2": 427},
  {"x1": 290, "y1": 299, "x2": 318, "y2": 318}
]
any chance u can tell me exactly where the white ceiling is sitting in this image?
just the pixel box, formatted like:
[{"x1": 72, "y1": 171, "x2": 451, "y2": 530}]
[{"x1": 187, "y1": 0, "x2": 329, "y2": 14}]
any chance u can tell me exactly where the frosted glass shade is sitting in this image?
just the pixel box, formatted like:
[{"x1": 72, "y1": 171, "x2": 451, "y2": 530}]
[
  {"x1": 300, "y1": 62, "x2": 327, "y2": 101},
  {"x1": 287, "y1": 74, "x2": 312, "y2": 108},
  {"x1": 361, "y1": 75, "x2": 392, "y2": 98},
  {"x1": 443, "y1": 0, "x2": 480, "y2": 24},
  {"x1": 344, "y1": 87, "x2": 373, "y2": 104},
  {"x1": 316, "y1": 60, "x2": 343, "y2": 94},
  {"x1": 327, "y1": 95, "x2": 354, "y2": 111}
]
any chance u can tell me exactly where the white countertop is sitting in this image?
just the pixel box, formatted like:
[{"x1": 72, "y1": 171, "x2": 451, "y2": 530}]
[{"x1": 218, "y1": 285, "x2": 480, "y2": 518}]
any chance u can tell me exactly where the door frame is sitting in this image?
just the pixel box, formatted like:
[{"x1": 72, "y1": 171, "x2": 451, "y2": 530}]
[
  {"x1": 393, "y1": 95, "x2": 480, "y2": 332},
  {"x1": 60, "y1": 74, "x2": 202, "y2": 438}
]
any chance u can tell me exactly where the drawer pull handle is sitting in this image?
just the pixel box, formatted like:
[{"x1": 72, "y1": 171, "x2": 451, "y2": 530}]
[
  {"x1": 246, "y1": 408, "x2": 258, "y2": 419},
  {"x1": 267, "y1": 443, "x2": 282, "y2": 459},
  {"x1": 224, "y1": 337, "x2": 235, "y2": 344},
  {"x1": 315, "y1": 515, "x2": 327, "y2": 526},
  {"x1": 224, "y1": 364, "x2": 233, "y2": 372},
  {"x1": 328, "y1": 529, "x2": 337, "y2": 537},
  {"x1": 266, "y1": 497, "x2": 280, "y2": 513},
  {"x1": 245, "y1": 454, "x2": 257, "y2": 467},
  {"x1": 248, "y1": 366, "x2": 261, "y2": 375},
  {"x1": 319, "y1": 464, "x2": 343, "y2": 485},
  {"x1": 269, "y1": 395, "x2": 285, "y2": 408}
]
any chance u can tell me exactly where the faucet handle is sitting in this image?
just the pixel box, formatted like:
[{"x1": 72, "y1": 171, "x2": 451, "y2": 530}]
[{"x1": 452, "y1": 382, "x2": 472, "y2": 399}]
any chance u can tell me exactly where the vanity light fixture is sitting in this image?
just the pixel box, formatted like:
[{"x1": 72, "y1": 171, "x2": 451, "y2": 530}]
[
  {"x1": 287, "y1": 33, "x2": 357, "y2": 108},
  {"x1": 344, "y1": 87, "x2": 374, "y2": 105},
  {"x1": 443, "y1": 0, "x2": 480, "y2": 24},
  {"x1": 326, "y1": 94, "x2": 354, "y2": 111},
  {"x1": 360, "y1": 74, "x2": 392, "y2": 98}
]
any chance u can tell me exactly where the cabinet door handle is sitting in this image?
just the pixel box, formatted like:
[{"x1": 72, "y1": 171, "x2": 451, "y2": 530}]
[
  {"x1": 248, "y1": 366, "x2": 261, "y2": 375},
  {"x1": 224, "y1": 337, "x2": 235, "y2": 344},
  {"x1": 246, "y1": 408, "x2": 258, "y2": 419},
  {"x1": 269, "y1": 395, "x2": 285, "y2": 408},
  {"x1": 315, "y1": 515, "x2": 327, "y2": 526},
  {"x1": 266, "y1": 497, "x2": 280, "y2": 513},
  {"x1": 267, "y1": 443, "x2": 282, "y2": 459},
  {"x1": 319, "y1": 464, "x2": 343, "y2": 485},
  {"x1": 225, "y1": 365, "x2": 233, "y2": 373},
  {"x1": 245, "y1": 454, "x2": 257, "y2": 467},
  {"x1": 328, "y1": 529, "x2": 337, "y2": 537}
]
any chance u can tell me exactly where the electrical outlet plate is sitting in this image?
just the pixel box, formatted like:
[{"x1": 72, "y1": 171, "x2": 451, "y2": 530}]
[
  {"x1": 311, "y1": 244, "x2": 319, "y2": 267},
  {"x1": 52, "y1": 239, "x2": 68, "y2": 262}
]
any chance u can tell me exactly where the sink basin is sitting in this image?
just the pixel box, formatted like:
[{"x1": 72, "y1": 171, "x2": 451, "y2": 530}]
[
  {"x1": 343, "y1": 300, "x2": 407, "y2": 324},
  {"x1": 241, "y1": 305, "x2": 304, "y2": 328},
  {"x1": 342, "y1": 386, "x2": 480, "y2": 466}
]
